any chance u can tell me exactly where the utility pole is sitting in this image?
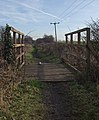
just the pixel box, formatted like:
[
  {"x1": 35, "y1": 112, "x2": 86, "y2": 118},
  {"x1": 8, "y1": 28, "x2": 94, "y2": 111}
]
[{"x1": 50, "y1": 22, "x2": 60, "y2": 42}]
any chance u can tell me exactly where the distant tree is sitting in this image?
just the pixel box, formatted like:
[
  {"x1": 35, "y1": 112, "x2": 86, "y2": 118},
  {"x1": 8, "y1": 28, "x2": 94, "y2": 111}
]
[
  {"x1": 24, "y1": 36, "x2": 34, "y2": 44},
  {"x1": 36, "y1": 38, "x2": 42, "y2": 44},
  {"x1": 43, "y1": 34, "x2": 54, "y2": 42},
  {"x1": 36, "y1": 34, "x2": 54, "y2": 44}
]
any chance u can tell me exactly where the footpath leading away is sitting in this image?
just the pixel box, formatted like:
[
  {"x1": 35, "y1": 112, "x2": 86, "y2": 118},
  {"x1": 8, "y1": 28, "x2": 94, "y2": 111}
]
[{"x1": 25, "y1": 62, "x2": 75, "y2": 120}]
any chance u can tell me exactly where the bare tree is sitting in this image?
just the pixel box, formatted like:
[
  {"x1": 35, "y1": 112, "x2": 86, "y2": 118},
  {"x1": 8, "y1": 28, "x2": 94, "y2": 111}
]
[{"x1": 89, "y1": 19, "x2": 99, "y2": 50}]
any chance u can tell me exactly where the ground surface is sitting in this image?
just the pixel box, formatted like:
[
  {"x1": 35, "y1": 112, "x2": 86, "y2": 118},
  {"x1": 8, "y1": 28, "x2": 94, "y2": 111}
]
[
  {"x1": 25, "y1": 63, "x2": 74, "y2": 82},
  {"x1": 25, "y1": 62, "x2": 75, "y2": 120},
  {"x1": 42, "y1": 82, "x2": 73, "y2": 120}
]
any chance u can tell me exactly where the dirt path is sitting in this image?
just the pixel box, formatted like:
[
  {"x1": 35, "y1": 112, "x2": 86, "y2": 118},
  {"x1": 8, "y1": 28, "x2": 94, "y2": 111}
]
[{"x1": 42, "y1": 82, "x2": 73, "y2": 120}]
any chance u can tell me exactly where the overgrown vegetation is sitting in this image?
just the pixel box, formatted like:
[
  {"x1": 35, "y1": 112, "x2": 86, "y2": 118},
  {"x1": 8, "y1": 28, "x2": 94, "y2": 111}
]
[
  {"x1": 25, "y1": 44, "x2": 38, "y2": 63},
  {"x1": 25, "y1": 45, "x2": 34, "y2": 62},
  {"x1": 36, "y1": 34, "x2": 54, "y2": 44},
  {"x1": 0, "y1": 25, "x2": 19, "y2": 119},
  {"x1": 3, "y1": 24, "x2": 15, "y2": 64},
  {"x1": 67, "y1": 81, "x2": 99, "y2": 120},
  {"x1": 89, "y1": 18, "x2": 99, "y2": 51},
  {"x1": 32, "y1": 34, "x2": 61, "y2": 63},
  {"x1": 32, "y1": 45, "x2": 61, "y2": 64},
  {"x1": 0, "y1": 79, "x2": 46, "y2": 120},
  {"x1": 0, "y1": 42, "x2": 47, "y2": 120}
]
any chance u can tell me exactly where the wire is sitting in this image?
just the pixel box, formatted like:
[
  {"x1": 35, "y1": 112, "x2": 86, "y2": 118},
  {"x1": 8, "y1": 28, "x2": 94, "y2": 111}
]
[
  {"x1": 52, "y1": 0, "x2": 79, "y2": 23},
  {"x1": 62, "y1": 0, "x2": 87, "y2": 19},
  {"x1": 58, "y1": 0, "x2": 79, "y2": 18},
  {"x1": 67, "y1": 25, "x2": 71, "y2": 32},
  {"x1": 48, "y1": 0, "x2": 95, "y2": 37},
  {"x1": 64, "y1": 0, "x2": 95, "y2": 18},
  {"x1": 46, "y1": 24, "x2": 53, "y2": 32}
]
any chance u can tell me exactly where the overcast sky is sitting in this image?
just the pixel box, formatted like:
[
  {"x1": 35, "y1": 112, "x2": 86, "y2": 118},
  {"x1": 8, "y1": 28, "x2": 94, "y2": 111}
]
[{"x1": 0, "y1": 0, "x2": 99, "y2": 40}]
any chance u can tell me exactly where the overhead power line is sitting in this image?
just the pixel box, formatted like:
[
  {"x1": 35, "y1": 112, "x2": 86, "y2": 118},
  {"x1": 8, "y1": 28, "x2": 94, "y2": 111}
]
[
  {"x1": 64, "y1": 0, "x2": 96, "y2": 18},
  {"x1": 62, "y1": 0, "x2": 87, "y2": 19},
  {"x1": 59, "y1": 0, "x2": 79, "y2": 18}
]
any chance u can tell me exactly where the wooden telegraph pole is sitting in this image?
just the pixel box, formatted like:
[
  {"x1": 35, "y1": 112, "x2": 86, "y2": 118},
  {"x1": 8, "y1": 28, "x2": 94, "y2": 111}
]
[{"x1": 50, "y1": 22, "x2": 60, "y2": 42}]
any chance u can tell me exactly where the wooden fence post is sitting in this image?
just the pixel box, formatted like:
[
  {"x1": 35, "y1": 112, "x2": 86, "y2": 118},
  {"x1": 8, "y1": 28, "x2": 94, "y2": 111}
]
[
  {"x1": 70, "y1": 34, "x2": 73, "y2": 44},
  {"x1": 78, "y1": 32, "x2": 80, "y2": 44},
  {"x1": 86, "y1": 28, "x2": 90, "y2": 80},
  {"x1": 66, "y1": 35, "x2": 68, "y2": 44}
]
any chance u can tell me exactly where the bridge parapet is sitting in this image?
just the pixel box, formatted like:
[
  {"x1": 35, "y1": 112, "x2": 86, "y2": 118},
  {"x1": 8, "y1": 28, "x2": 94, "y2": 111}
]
[
  {"x1": 62, "y1": 44, "x2": 87, "y2": 71},
  {"x1": 64, "y1": 27, "x2": 99, "y2": 81},
  {"x1": 0, "y1": 25, "x2": 25, "y2": 69},
  {"x1": 10, "y1": 26, "x2": 25, "y2": 68}
]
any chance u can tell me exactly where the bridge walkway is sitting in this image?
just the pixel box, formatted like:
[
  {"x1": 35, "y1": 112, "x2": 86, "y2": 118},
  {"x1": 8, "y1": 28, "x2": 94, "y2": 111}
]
[{"x1": 25, "y1": 63, "x2": 75, "y2": 82}]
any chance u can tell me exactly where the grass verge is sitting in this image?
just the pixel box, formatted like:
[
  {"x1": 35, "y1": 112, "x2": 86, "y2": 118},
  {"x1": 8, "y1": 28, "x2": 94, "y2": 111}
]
[
  {"x1": 25, "y1": 45, "x2": 38, "y2": 63},
  {"x1": 67, "y1": 81, "x2": 99, "y2": 120},
  {"x1": 0, "y1": 79, "x2": 46, "y2": 120}
]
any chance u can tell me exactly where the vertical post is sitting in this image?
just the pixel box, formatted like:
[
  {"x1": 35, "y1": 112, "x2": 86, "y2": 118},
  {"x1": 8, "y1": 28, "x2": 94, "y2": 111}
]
[
  {"x1": 50, "y1": 22, "x2": 59, "y2": 56},
  {"x1": 78, "y1": 32, "x2": 80, "y2": 44},
  {"x1": 21, "y1": 35, "x2": 24, "y2": 63},
  {"x1": 54, "y1": 23, "x2": 57, "y2": 42},
  {"x1": 20, "y1": 35, "x2": 22, "y2": 65},
  {"x1": 50, "y1": 22, "x2": 60, "y2": 42},
  {"x1": 13, "y1": 32, "x2": 16, "y2": 60},
  {"x1": 77, "y1": 32, "x2": 81, "y2": 68},
  {"x1": 70, "y1": 34, "x2": 73, "y2": 44},
  {"x1": 13, "y1": 32, "x2": 16, "y2": 44},
  {"x1": 22, "y1": 35, "x2": 24, "y2": 64},
  {"x1": 18, "y1": 34, "x2": 21, "y2": 65},
  {"x1": 18, "y1": 34, "x2": 20, "y2": 44},
  {"x1": 86, "y1": 28, "x2": 90, "y2": 80},
  {"x1": 22, "y1": 35, "x2": 24, "y2": 44},
  {"x1": 66, "y1": 35, "x2": 68, "y2": 44}
]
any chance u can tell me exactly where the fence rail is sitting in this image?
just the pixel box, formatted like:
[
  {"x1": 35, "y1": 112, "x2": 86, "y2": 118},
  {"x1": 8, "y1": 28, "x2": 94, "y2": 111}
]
[
  {"x1": 65, "y1": 27, "x2": 99, "y2": 81},
  {"x1": 10, "y1": 26, "x2": 25, "y2": 68}
]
